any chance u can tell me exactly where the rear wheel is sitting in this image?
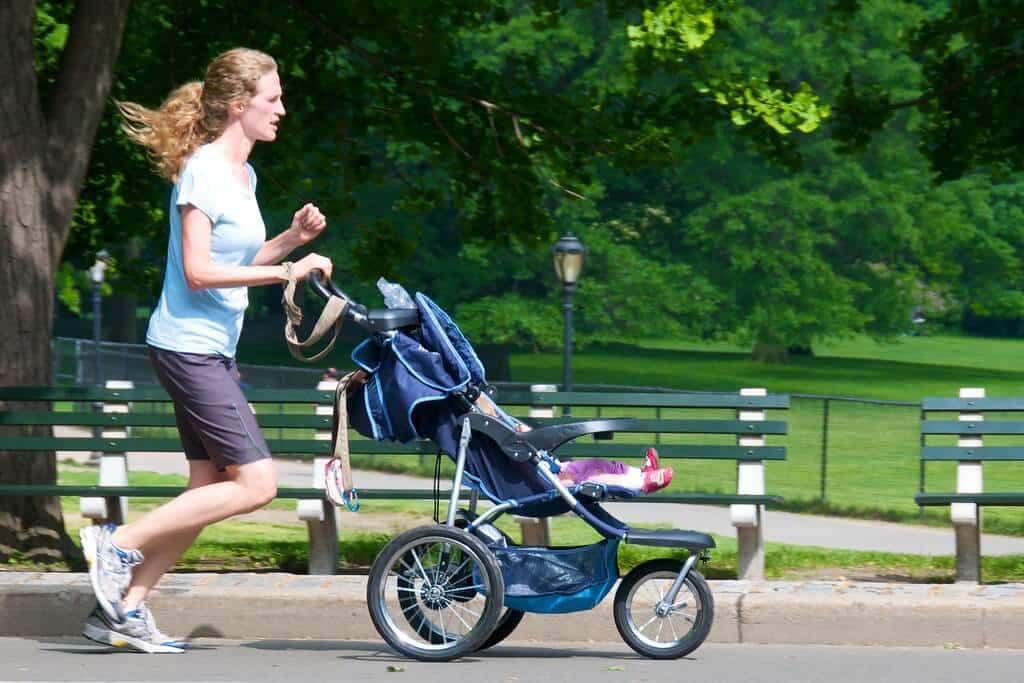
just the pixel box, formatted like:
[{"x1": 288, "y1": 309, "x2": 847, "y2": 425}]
[
  {"x1": 477, "y1": 607, "x2": 525, "y2": 651},
  {"x1": 613, "y1": 559, "x2": 713, "y2": 659},
  {"x1": 453, "y1": 511, "x2": 526, "y2": 651},
  {"x1": 367, "y1": 525, "x2": 505, "y2": 661}
]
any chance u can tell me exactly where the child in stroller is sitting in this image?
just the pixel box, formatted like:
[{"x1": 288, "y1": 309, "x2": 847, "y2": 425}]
[
  {"x1": 473, "y1": 392, "x2": 673, "y2": 494},
  {"x1": 305, "y1": 273, "x2": 716, "y2": 662}
]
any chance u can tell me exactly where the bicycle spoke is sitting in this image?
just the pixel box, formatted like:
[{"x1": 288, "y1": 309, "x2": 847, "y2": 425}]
[
  {"x1": 409, "y1": 547, "x2": 431, "y2": 584},
  {"x1": 444, "y1": 602, "x2": 474, "y2": 631},
  {"x1": 636, "y1": 613, "x2": 660, "y2": 633}
]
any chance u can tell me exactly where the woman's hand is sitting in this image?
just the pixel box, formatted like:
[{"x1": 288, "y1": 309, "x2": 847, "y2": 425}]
[
  {"x1": 288, "y1": 203, "x2": 327, "y2": 245},
  {"x1": 291, "y1": 253, "x2": 333, "y2": 281}
]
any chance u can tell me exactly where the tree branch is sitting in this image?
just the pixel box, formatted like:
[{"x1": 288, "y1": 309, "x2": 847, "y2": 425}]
[
  {"x1": 887, "y1": 54, "x2": 1024, "y2": 111},
  {"x1": 290, "y1": 0, "x2": 591, "y2": 148}
]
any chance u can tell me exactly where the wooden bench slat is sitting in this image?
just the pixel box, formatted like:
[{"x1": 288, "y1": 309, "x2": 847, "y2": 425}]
[
  {"x1": 528, "y1": 418, "x2": 787, "y2": 434},
  {"x1": 0, "y1": 484, "x2": 783, "y2": 505},
  {"x1": 922, "y1": 397, "x2": 1024, "y2": 412},
  {"x1": 915, "y1": 492, "x2": 1024, "y2": 506},
  {"x1": 0, "y1": 436, "x2": 787, "y2": 461},
  {"x1": 497, "y1": 391, "x2": 790, "y2": 409},
  {"x1": 0, "y1": 437, "x2": 336, "y2": 454},
  {"x1": 0, "y1": 387, "x2": 337, "y2": 403},
  {"x1": 920, "y1": 446, "x2": 1024, "y2": 461},
  {"x1": 922, "y1": 420, "x2": 1024, "y2": 435},
  {"x1": 0, "y1": 411, "x2": 335, "y2": 429},
  {"x1": 0, "y1": 412, "x2": 787, "y2": 437},
  {"x1": 556, "y1": 444, "x2": 786, "y2": 460},
  {"x1": 2, "y1": 387, "x2": 791, "y2": 410}
]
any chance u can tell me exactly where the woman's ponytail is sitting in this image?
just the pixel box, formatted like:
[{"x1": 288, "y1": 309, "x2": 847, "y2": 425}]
[{"x1": 117, "y1": 82, "x2": 208, "y2": 182}]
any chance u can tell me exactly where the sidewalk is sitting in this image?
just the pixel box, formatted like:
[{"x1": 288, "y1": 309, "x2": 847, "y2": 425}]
[
  {"x1": 3, "y1": 571, "x2": 1023, "y2": 649},
  {"x1": 61, "y1": 447, "x2": 1024, "y2": 556}
]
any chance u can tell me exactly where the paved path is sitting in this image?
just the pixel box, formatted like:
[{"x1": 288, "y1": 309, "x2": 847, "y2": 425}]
[
  {"x1": 61, "y1": 448, "x2": 1024, "y2": 556},
  {"x1": 4, "y1": 638, "x2": 1024, "y2": 682}
]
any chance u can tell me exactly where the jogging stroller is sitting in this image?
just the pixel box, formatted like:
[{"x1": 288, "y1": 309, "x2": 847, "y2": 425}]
[{"x1": 308, "y1": 274, "x2": 715, "y2": 662}]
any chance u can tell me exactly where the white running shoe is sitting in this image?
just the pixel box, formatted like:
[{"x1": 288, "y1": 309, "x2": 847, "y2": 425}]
[
  {"x1": 79, "y1": 524, "x2": 143, "y2": 622},
  {"x1": 82, "y1": 604, "x2": 186, "y2": 654}
]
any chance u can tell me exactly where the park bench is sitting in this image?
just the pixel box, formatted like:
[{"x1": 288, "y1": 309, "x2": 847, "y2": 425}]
[
  {"x1": 0, "y1": 383, "x2": 788, "y2": 578},
  {"x1": 916, "y1": 388, "x2": 1024, "y2": 582}
]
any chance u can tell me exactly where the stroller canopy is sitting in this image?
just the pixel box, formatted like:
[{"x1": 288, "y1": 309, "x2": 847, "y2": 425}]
[{"x1": 347, "y1": 293, "x2": 549, "y2": 503}]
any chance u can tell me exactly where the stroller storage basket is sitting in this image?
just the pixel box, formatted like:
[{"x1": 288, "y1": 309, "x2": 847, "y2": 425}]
[{"x1": 492, "y1": 539, "x2": 620, "y2": 614}]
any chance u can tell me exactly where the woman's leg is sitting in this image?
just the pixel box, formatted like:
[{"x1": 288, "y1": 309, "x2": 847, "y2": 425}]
[
  {"x1": 118, "y1": 460, "x2": 221, "y2": 610},
  {"x1": 112, "y1": 458, "x2": 277, "y2": 551}
]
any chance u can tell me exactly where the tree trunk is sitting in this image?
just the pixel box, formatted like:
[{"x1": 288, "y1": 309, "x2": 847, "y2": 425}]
[
  {"x1": 0, "y1": 0, "x2": 131, "y2": 563},
  {"x1": 751, "y1": 341, "x2": 788, "y2": 363}
]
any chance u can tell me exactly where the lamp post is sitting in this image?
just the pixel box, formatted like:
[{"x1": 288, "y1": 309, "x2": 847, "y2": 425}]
[
  {"x1": 87, "y1": 250, "x2": 110, "y2": 464},
  {"x1": 551, "y1": 234, "x2": 585, "y2": 415},
  {"x1": 88, "y1": 250, "x2": 110, "y2": 386}
]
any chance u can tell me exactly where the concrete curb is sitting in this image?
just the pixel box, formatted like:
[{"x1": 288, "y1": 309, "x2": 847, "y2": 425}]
[{"x1": 3, "y1": 572, "x2": 1023, "y2": 649}]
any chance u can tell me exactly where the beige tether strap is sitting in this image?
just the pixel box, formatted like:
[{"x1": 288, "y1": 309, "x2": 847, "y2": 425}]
[
  {"x1": 327, "y1": 371, "x2": 359, "y2": 510},
  {"x1": 281, "y1": 263, "x2": 348, "y2": 363}
]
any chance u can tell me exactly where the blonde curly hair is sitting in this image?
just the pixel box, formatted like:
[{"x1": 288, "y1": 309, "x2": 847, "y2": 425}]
[{"x1": 117, "y1": 48, "x2": 277, "y2": 181}]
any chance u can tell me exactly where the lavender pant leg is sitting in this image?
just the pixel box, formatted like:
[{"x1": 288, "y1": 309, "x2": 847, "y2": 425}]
[{"x1": 559, "y1": 458, "x2": 628, "y2": 483}]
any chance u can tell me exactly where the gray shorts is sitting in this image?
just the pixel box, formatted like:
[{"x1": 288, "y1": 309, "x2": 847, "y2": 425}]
[{"x1": 148, "y1": 346, "x2": 271, "y2": 470}]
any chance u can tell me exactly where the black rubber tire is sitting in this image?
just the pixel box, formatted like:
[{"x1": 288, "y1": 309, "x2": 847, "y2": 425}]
[
  {"x1": 367, "y1": 525, "x2": 505, "y2": 661},
  {"x1": 453, "y1": 511, "x2": 525, "y2": 651},
  {"x1": 613, "y1": 559, "x2": 714, "y2": 659},
  {"x1": 477, "y1": 607, "x2": 526, "y2": 651}
]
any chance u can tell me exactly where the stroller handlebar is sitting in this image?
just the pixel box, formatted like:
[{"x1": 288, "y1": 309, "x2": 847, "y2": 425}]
[{"x1": 307, "y1": 269, "x2": 417, "y2": 333}]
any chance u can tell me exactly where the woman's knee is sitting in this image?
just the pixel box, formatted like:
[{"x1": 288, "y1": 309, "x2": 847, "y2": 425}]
[{"x1": 235, "y1": 459, "x2": 277, "y2": 509}]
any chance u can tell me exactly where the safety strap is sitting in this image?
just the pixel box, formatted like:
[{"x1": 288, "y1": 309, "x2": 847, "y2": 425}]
[
  {"x1": 280, "y1": 261, "x2": 349, "y2": 363},
  {"x1": 325, "y1": 371, "x2": 360, "y2": 511}
]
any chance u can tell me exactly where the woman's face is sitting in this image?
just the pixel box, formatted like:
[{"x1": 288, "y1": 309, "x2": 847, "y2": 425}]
[{"x1": 239, "y1": 70, "x2": 285, "y2": 142}]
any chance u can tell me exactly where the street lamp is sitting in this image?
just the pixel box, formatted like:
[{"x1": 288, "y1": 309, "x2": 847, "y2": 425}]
[
  {"x1": 87, "y1": 250, "x2": 110, "y2": 463},
  {"x1": 88, "y1": 250, "x2": 111, "y2": 386},
  {"x1": 551, "y1": 234, "x2": 585, "y2": 413}
]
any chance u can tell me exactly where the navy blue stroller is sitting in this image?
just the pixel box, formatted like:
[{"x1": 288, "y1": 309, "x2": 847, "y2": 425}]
[{"x1": 308, "y1": 274, "x2": 715, "y2": 662}]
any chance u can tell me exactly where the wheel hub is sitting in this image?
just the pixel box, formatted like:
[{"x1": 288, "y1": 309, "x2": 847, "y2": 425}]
[{"x1": 421, "y1": 583, "x2": 447, "y2": 609}]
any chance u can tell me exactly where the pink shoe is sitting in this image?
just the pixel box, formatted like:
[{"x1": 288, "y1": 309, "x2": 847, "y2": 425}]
[
  {"x1": 642, "y1": 447, "x2": 660, "y2": 472},
  {"x1": 642, "y1": 467, "x2": 673, "y2": 494}
]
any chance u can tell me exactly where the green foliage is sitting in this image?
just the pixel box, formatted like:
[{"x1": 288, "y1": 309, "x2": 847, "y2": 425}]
[
  {"x1": 627, "y1": 0, "x2": 716, "y2": 57},
  {"x1": 40, "y1": 0, "x2": 1024, "y2": 356},
  {"x1": 836, "y1": 0, "x2": 1024, "y2": 180},
  {"x1": 456, "y1": 294, "x2": 562, "y2": 350}
]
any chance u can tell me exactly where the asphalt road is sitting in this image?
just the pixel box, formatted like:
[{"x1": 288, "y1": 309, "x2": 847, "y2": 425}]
[{"x1": 4, "y1": 638, "x2": 1024, "y2": 682}]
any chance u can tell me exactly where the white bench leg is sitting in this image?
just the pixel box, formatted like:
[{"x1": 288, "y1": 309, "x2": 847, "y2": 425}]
[
  {"x1": 305, "y1": 502, "x2": 340, "y2": 575},
  {"x1": 517, "y1": 384, "x2": 557, "y2": 546},
  {"x1": 736, "y1": 507, "x2": 764, "y2": 580},
  {"x1": 297, "y1": 452, "x2": 339, "y2": 575},
  {"x1": 732, "y1": 388, "x2": 766, "y2": 581},
  {"x1": 81, "y1": 380, "x2": 133, "y2": 525},
  {"x1": 952, "y1": 388, "x2": 984, "y2": 583},
  {"x1": 953, "y1": 520, "x2": 981, "y2": 582},
  {"x1": 80, "y1": 452, "x2": 127, "y2": 525}
]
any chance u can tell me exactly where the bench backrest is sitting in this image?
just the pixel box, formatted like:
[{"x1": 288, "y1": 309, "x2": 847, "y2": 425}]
[
  {"x1": 921, "y1": 396, "x2": 1024, "y2": 462},
  {"x1": 0, "y1": 386, "x2": 789, "y2": 462}
]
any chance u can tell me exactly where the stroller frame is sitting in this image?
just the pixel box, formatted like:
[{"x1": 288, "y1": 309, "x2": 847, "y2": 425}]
[{"x1": 307, "y1": 274, "x2": 716, "y2": 662}]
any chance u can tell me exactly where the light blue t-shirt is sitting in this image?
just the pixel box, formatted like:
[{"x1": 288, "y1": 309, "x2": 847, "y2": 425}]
[{"x1": 146, "y1": 144, "x2": 266, "y2": 357}]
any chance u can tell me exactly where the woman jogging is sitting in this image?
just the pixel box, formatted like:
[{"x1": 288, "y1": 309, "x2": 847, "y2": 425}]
[{"x1": 78, "y1": 47, "x2": 332, "y2": 653}]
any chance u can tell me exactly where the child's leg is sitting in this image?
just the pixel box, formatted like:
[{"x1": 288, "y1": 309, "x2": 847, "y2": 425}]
[{"x1": 559, "y1": 458, "x2": 629, "y2": 483}]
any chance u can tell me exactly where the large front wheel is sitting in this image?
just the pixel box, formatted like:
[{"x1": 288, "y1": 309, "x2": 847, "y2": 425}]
[
  {"x1": 613, "y1": 559, "x2": 714, "y2": 659},
  {"x1": 367, "y1": 525, "x2": 505, "y2": 661}
]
